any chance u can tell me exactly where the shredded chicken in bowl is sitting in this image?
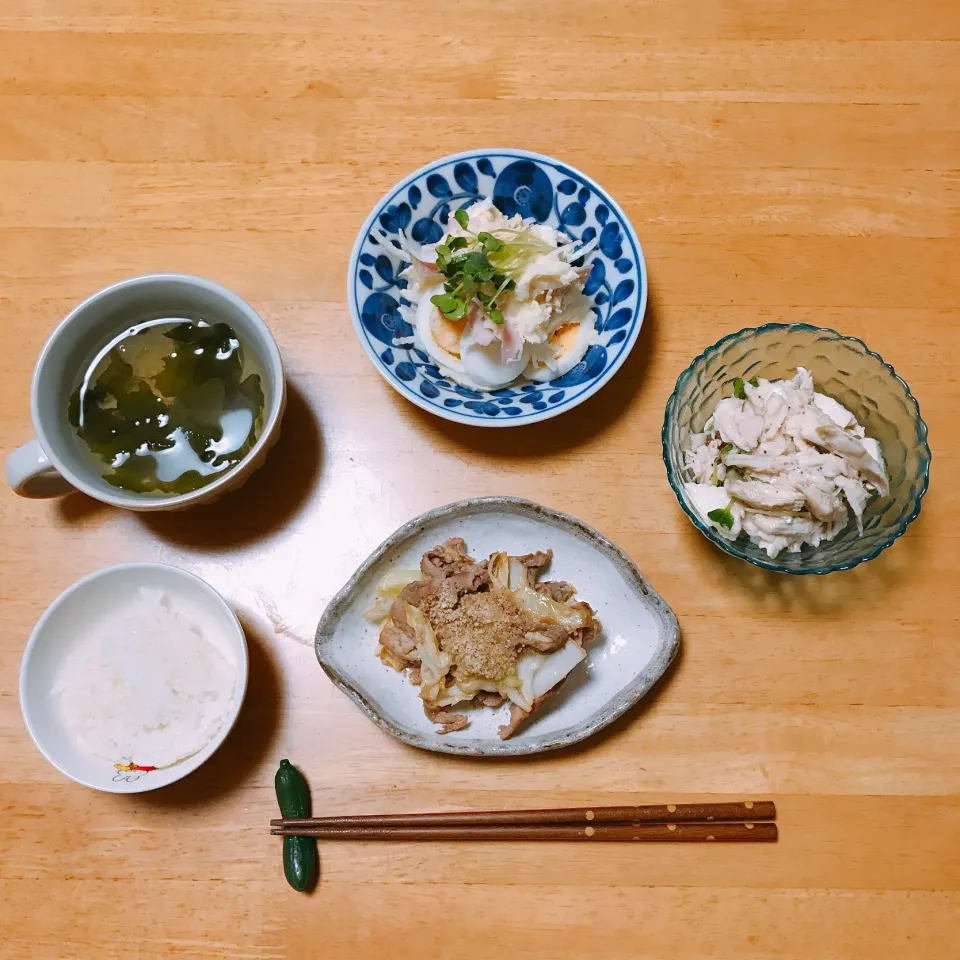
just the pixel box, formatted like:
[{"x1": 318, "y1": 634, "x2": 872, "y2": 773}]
[
  {"x1": 365, "y1": 538, "x2": 600, "y2": 738},
  {"x1": 681, "y1": 367, "x2": 889, "y2": 558}
]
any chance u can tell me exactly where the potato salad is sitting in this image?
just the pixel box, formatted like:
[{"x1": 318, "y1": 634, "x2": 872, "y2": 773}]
[{"x1": 397, "y1": 200, "x2": 597, "y2": 390}]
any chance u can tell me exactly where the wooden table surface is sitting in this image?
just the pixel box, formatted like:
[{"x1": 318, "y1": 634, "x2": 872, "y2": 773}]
[{"x1": 1, "y1": 2, "x2": 958, "y2": 957}]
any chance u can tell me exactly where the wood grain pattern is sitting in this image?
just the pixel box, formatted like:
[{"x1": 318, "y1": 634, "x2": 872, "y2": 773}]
[{"x1": 0, "y1": 1, "x2": 957, "y2": 957}]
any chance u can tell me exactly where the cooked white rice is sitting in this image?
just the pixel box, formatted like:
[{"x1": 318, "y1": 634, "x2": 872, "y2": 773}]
[{"x1": 52, "y1": 587, "x2": 238, "y2": 768}]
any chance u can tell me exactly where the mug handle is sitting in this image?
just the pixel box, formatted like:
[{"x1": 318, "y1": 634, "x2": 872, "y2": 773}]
[{"x1": 4, "y1": 439, "x2": 76, "y2": 498}]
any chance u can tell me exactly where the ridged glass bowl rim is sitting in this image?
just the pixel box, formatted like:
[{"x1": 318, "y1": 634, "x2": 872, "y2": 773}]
[{"x1": 661, "y1": 322, "x2": 932, "y2": 575}]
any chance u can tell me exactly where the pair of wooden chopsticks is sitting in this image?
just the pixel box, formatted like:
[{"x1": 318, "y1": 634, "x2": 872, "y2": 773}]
[{"x1": 270, "y1": 800, "x2": 777, "y2": 842}]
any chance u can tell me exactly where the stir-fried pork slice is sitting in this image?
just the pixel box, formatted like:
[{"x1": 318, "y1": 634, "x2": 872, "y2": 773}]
[
  {"x1": 570, "y1": 604, "x2": 601, "y2": 649},
  {"x1": 445, "y1": 561, "x2": 490, "y2": 593},
  {"x1": 523, "y1": 631, "x2": 564, "y2": 652},
  {"x1": 536, "y1": 581, "x2": 576, "y2": 603},
  {"x1": 389, "y1": 578, "x2": 442, "y2": 636},
  {"x1": 498, "y1": 689, "x2": 557, "y2": 740},
  {"x1": 423, "y1": 703, "x2": 469, "y2": 734},
  {"x1": 476, "y1": 692, "x2": 505, "y2": 708},
  {"x1": 416, "y1": 537, "x2": 490, "y2": 595},
  {"x1": 516, "y1": 550, "x2": 553, "y2": 577},
  {"x1": 378, "y1": 618, "x2": 418, "y2": 671},
  {"x1": 420, "y1": 537, "x2": 475, "y2": 577}
]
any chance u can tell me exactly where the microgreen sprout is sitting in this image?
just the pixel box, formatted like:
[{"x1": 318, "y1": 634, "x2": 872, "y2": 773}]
[
  {"x1": 428, "y1": 213, "x2": 551, "y2": 325},
  {"x1": 707, "y1": 507, "x2": 735, "y2": 530}
]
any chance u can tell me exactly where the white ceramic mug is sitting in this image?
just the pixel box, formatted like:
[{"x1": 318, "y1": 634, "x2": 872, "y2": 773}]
[{"x1": 4, "y1": 274, "x2": 286, "y2": 511}]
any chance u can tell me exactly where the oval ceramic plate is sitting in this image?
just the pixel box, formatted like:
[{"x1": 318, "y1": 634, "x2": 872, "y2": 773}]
[
  {"x1": 315, "y1": 497, "x2": 679, "y2": 756},
  {"x1": 347, "y1": 148, "x2": 648, "y2": 427}
]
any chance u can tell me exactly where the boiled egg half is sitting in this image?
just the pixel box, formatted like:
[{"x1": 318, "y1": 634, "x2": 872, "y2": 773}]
[{"x1": 527, "y1": 319, "x2": 598, "y2": 382}]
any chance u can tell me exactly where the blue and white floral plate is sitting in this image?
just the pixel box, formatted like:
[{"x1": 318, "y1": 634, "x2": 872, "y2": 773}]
[{"x1": 347, "y1": 148, "x2": 648, "y2": 427}]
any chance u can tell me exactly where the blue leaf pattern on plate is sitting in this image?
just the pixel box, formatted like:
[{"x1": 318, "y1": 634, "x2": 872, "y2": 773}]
[
  {"x1": 350, "y1": 151, "x2": 645, "y2": 422},
  {"x1": 453, "y1": 162, "x2": 478, "y2": 193},
  {"x1": 599, "y1": 222, "x2": 622, "y2": 258},
  {"x1": 426, "y1": 174, "x2": 451, "y2": 198},
  {"x1": 550, "y1": 345, "x2": 608, "y2": 387},
  {"x1": 560, "y1": 202, "x2": 587, "y2": 227},
  {"x1": 454, "y1": 384, "x2": 484, "y2": 399},
  {"x1": 379, "y1": 203, "x2": 411, "y2": 233},
  {"x1": 612, "y1": 279, "x2": 634, "y2": 306},
  {"x1": 604, "y1": 308, "x2": 633, "y2": 331},
  {"x1": 360, "y1": 292, "x2": 413, "y2": 346},
  {"x1": 412, "y1": 218, "x2": 444, "y2": 244},
  {"x1": 465, "y1": 401, "x2": 501, "y2": 416},
  {"x1": 584, "y1": 259, "x2": 605, "y2": 296},
  {"x1": 375, "y1": 255, "x2": 395, "y2": 284}
]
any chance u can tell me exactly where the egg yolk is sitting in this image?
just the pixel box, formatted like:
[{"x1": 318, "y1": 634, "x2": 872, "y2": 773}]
[
  {"x1": 549, "y1": 322, "x2": 581, "y2": 358},
  {"x1": 432, "y1": 311, "x2": 467, "y2": 357}
]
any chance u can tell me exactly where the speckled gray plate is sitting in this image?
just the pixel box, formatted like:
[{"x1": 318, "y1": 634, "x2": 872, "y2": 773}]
[{"x1": 315, "y1": 497, "x2": 680, "y2": 756}]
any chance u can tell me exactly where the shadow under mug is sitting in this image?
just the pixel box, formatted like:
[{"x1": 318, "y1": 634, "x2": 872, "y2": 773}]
[{"x1": 4, "y1": 274, "x2": 286, "y2": 511}]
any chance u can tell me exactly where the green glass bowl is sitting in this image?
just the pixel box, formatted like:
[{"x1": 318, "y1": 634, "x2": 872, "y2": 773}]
[{"x1": 662, "y1": 324, "x2": 931, "y2": 574}]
